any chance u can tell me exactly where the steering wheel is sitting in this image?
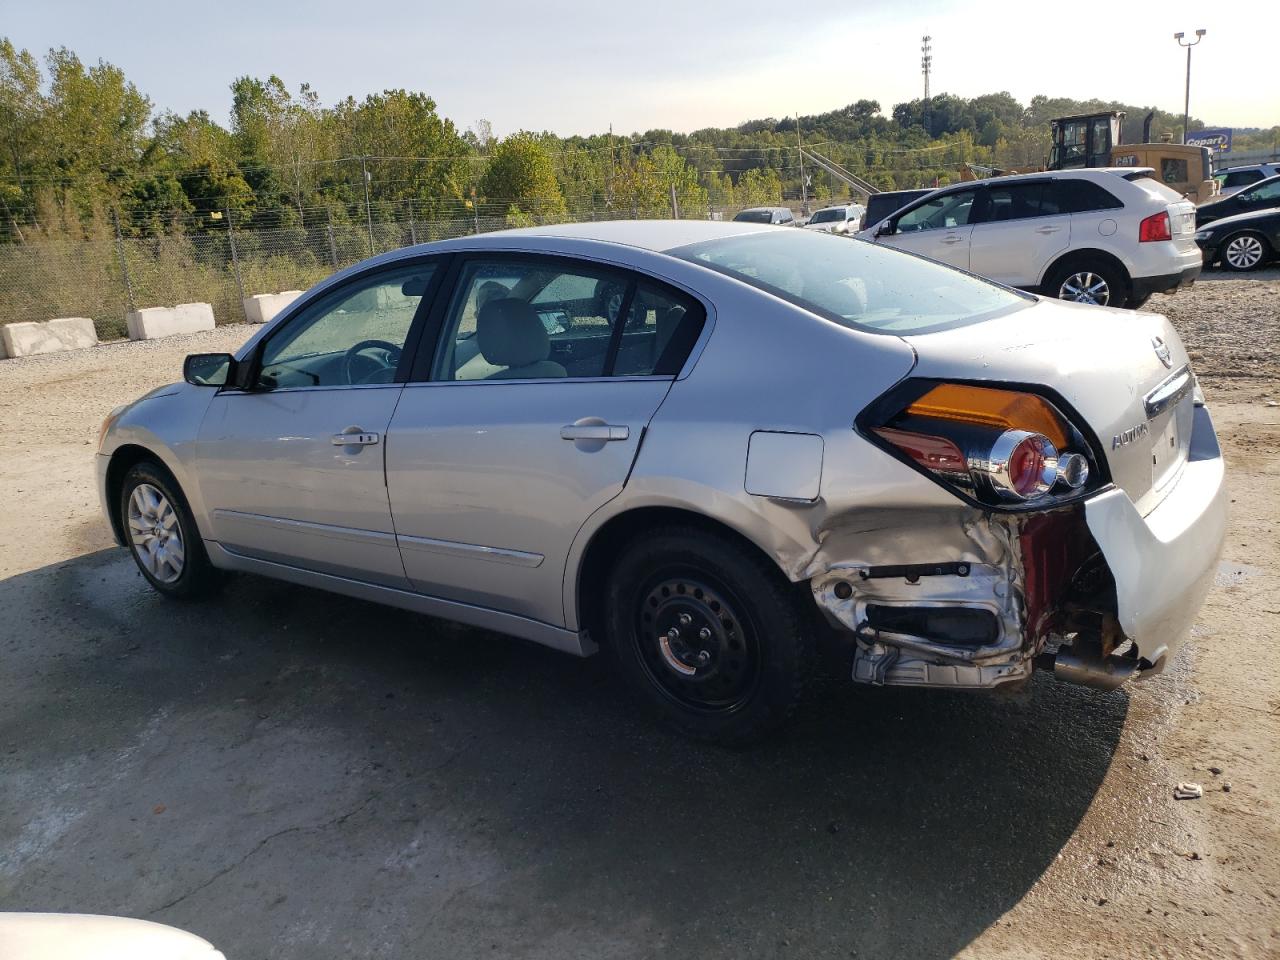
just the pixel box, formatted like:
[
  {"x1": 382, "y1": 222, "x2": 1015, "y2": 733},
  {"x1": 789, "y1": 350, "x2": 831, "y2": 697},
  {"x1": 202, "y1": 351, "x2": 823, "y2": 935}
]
[{"x1": 342, "y1": 339, "x2": 402, "y2": 384}]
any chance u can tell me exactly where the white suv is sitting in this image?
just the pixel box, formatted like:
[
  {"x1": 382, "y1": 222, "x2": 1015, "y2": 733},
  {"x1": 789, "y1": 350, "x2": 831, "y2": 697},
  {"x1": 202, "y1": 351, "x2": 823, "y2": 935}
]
[
  {"x1": 803, "y1": 203, "x2": 866, "y2": 234},
  {"x1": 856, "y1": 169, "x2": 1202, "y2": 309}
]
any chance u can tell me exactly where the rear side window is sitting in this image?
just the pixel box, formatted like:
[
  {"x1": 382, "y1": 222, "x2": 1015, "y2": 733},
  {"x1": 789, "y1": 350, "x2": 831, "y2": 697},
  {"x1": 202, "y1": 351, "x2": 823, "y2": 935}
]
[
  {"x1": 981, "y1": 182, "x2": 1059, "y2": 222},
  {"x1": 1054, "y1": 179, "x2": 1124, "y2": 213},
  {"x1": 612, "y1": 283, "x2": 706, "y2": 377},
  {"x1": 1224, "y1": 170, "x2": 1264, "y2": 188}
]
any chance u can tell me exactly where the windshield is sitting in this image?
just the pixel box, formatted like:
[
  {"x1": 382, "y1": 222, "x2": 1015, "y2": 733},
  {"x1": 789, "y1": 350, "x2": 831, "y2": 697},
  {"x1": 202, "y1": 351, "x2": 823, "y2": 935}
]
[
  {"x1": 809, "y1": 209, "x2": 844, "y2": 223},
  {"x1": 670, "y1": 230, "x2": 1029, "y2": 335},
  {"x1": 733, "y1": 209, "x2": 774, "y2": 223}
]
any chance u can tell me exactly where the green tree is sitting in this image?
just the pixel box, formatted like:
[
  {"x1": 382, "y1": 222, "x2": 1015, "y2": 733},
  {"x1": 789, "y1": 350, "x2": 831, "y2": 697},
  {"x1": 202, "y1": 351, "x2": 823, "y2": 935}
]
[{"x1": 480, "y1": 132, "x2": 566, "y2": 222}]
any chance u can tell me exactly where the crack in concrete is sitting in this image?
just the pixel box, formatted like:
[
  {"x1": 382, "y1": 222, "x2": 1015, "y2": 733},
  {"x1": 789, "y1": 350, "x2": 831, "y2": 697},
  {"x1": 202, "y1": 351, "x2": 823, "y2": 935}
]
[{"x1": 147, "y1": 792, "x2": 378, "y2": 916}]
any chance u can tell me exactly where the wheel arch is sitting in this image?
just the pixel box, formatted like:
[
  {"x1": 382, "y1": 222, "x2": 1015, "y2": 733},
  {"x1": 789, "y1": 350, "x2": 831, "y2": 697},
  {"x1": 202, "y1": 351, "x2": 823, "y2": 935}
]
[
  {"x1": 1040, "y1": 247, "x2": 1132, "y2": 292},
  {"x1": 104, "y1": 443, "x2": 193, "y2": 546},
  {"x1": 569, "y1": 502, "x2": 800, "y2": 643}
]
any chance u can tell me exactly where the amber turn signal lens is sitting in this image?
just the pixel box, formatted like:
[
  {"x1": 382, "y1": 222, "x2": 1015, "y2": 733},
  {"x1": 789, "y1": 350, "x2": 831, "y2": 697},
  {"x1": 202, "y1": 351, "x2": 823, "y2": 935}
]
[{"x1": 905, "y1": 384, "x2": 1070, "y2": 450}]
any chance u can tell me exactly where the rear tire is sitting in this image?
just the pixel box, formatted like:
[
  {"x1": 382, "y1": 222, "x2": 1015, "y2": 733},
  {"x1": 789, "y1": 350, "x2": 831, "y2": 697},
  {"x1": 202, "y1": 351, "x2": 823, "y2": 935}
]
[
  {"x1": 119, "y1": 461, "x2": 222, "y2": 600},
  {"x1": 1219, "y1": 231, "x2": 1270, "y2": 272},
  {"x1": 1046, "y1": 259, "x2": 1128, "y2": 308},
  {"x1": 603, "y1": 526, "x2": 812, "y2": 745}
]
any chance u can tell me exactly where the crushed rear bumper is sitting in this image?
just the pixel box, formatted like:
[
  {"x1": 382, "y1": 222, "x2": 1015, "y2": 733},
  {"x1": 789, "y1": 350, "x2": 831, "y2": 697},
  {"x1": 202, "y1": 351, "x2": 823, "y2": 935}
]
[
  {"x1": 1083, "y1": 404, "x2": 1227, "y2": 674},
  {"x1": 809, "y1": 404, "x2": 1226, "y2": 689}
]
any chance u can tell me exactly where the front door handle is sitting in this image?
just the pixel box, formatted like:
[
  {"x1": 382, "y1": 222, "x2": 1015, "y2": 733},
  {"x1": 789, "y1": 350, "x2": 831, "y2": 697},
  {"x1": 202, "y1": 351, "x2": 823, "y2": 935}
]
[
  {"x1": 332, "y1": 428, "x2": 380, "y2": 446},
  {"x1": 560, "y1": 423, "x2": 629, "y2": 441}
]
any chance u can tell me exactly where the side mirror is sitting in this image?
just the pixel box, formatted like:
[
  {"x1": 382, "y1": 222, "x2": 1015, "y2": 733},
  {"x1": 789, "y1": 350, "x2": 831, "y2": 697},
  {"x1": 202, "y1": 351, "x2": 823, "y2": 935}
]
[
  {"x1": 875, "y1": 221, "x2": 894, "y2": 237},
  {"x1": 183, "y1": 353, "x2": 236, "y2": 387}
]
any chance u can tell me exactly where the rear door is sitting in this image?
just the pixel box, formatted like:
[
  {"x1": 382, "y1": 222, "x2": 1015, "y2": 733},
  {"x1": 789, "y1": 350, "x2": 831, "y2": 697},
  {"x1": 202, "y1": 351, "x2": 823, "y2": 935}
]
[
  {"x1": 968, "y1": 180, "x2": 1070, "y2": 286},
  {"x1": 878, "y1": 187, "x2": 978, "y2": 271},
  {"x1": 385, "y1": 254, "x2": 706, "y2": 626}
]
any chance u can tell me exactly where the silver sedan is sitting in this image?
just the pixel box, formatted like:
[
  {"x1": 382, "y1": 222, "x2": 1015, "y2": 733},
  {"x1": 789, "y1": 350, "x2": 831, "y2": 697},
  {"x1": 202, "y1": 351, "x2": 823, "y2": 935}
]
[{"x1": 97, "y1": 221, "x2": 1227, "y2": 743}]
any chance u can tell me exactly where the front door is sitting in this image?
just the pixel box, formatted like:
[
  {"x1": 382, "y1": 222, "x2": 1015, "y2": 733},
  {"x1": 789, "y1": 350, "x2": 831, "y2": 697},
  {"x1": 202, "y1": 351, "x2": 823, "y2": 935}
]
[
  {"x1": 194, "y1": 261, "x2": 441, "y2": 586},
  {"x1": 385, "y1": 256, "x2": 706, "y2": 626},
  {"x1": 880, "y1": 187, "x2": 978, "y2": 271}
]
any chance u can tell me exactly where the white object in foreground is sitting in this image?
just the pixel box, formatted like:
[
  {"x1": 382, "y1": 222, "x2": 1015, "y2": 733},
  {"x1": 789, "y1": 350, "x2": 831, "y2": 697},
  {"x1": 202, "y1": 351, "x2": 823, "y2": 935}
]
[
  {"x1": 1, "y1": 318, "x2": 99, "y2": 358},
  {"x1": 243, "y1": 290, "x2": 303, "y2": 324},
  {"x1": 0, "y1": 913, "x2": 225, "y2": 960},
  {"x1": 127, "y1": 303, "x2": 215, "y2": 341}
]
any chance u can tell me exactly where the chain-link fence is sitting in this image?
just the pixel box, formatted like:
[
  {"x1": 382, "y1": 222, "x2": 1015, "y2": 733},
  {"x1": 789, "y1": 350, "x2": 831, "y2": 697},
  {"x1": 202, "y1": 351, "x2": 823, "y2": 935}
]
[{"x1": 0, "y1": 199, "x2": 754, "y2": 341}]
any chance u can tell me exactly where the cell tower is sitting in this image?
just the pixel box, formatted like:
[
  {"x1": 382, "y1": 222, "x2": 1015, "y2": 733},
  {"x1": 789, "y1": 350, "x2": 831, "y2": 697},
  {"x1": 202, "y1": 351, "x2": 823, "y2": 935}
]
[
  {"x1": 921, "y1": 35, "x2": 932, "y2": 101},
  {"x1": 921, "y1": 34, "x2": 933, "y2": 132}
]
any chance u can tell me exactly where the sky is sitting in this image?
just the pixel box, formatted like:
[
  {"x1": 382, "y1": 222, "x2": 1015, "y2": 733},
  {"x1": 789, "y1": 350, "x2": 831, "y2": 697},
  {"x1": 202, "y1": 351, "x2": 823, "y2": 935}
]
[{"x1": 3, "y1": 0, "x2": 1274, "y2": 136}]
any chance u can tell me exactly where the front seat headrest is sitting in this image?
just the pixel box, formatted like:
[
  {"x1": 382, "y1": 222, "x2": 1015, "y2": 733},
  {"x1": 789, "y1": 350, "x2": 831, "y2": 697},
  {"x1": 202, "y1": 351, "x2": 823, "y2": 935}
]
[{"x1": 477, "y1": 298, "x2": 550, "y2": 368}]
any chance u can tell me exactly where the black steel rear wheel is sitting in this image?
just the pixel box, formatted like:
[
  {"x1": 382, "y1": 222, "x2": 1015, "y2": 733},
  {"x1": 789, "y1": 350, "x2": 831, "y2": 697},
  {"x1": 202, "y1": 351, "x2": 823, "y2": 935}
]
[
  {"x1": 635, "y1": 572, "x2": 761, "y2": 714},
  {"x1": 604, "y1": 526, "x2": 811, "y2": 744}
]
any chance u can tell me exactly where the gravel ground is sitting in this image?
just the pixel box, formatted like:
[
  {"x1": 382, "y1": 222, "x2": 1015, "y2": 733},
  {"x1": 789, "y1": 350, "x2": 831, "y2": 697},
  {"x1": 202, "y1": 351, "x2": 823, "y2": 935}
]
[{"x1": 0, "y1": 278, "x2": 1278, "y2": 959}]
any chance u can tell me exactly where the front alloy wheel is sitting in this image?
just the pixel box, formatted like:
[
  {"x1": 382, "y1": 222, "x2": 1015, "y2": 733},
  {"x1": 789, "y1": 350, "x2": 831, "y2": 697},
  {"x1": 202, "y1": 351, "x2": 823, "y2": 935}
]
[
  {"x1": 1222, "y1": 233, "x2": 1266, "y2": 272},
  {"x1": 127, "y1": 482, "x2": 185, "y2": 583},
  {"x1": 119, "y1": 460, "x2": 222, "y2": 599},
  {"x1": 1058, "y1": 270, "x2": 1114, "y2": 306}
]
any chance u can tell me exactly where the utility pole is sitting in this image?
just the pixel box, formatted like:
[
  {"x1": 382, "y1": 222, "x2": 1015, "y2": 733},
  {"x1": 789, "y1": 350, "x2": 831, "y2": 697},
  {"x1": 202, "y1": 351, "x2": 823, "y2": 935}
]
[
  {"x1": 795, "y1": 114, "x2": 808, "y2": 212},
  {"x1": 1174, "y1": 30, "x2": 1206, "y2": 144},
  {"x1": 226, "y1": 203, "x2": 245, "y2": 318},
  {"x1": 359, "y1": 155, "x2": 374, "y2": 255},
  {"x1": 921, "y1": 35, "x2": 933, "y2": 133},
  {"x1": 110, "y1": 208, "x2": 135, "y2": 313},
  {"x1": 607, "y1": 123, "x2": 615, "y2": 212}
]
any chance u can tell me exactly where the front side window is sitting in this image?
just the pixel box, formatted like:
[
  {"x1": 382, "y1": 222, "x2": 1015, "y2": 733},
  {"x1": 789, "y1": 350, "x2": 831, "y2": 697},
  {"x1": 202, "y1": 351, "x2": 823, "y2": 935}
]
[
  {"x1": 1243, "y1": 179, "x2": 1280, "y2": 202},
  {"x1": 257, "y1": 264, "x2": 435, "y2": 388},
  {"x1": 671, "y1": 229, "x2": 1028, "y2": 336},
  {"x1": 894, "y1": 190, "x2": 977, "y2": 232},
  {"x1": 432, "y1": 259, "x2": 704, "y2": 382}
]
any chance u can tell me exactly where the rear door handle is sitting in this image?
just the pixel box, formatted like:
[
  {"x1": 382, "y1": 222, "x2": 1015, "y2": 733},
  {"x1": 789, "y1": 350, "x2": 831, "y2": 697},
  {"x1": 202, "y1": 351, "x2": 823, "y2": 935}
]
[
  {"x1": 560, "y1": 423, "x2": 629, "y2": 441},
  {"x1": 1034, "y1": 225, "x2": 1061, "y2": 234},
  {"x1": 941, "y1": 234, "x2": 965, "y2": 244},
  {"x1": 332, "y1": 429, "x2": 380, "y2": 446}
]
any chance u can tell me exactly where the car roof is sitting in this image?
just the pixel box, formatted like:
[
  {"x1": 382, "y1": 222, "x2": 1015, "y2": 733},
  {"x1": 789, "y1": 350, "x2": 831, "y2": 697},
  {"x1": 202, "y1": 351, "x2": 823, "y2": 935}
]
[{"x1": 481, "y1": 219, "x2": 775, "y2": 252}]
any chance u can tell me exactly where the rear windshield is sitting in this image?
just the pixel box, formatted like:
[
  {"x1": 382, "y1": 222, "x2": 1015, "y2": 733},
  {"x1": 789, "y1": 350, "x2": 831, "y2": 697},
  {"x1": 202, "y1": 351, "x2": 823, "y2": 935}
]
[
  {"x1": 670, "y1": 230, "x2": 1030, "y2": 335},
  {"x1": 733, "y1": 209, "x2": 774, "y2": 223},
  {"x1": 809, "y1": 209, "x2": 844, "y2": 223},
  {"x1": 1121, "y1": 172, "x2": 1186, "y2": 203}
]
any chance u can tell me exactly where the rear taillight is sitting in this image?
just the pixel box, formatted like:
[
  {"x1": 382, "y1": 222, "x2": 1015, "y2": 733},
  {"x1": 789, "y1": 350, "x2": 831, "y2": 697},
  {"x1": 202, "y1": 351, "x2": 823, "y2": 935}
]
[
  {"x1": 1139, "y1": 211, "x2": 1172, "y2": 242},
  {"x1": 865, "y1": 383, "x2": 1098, "y2": 508}
]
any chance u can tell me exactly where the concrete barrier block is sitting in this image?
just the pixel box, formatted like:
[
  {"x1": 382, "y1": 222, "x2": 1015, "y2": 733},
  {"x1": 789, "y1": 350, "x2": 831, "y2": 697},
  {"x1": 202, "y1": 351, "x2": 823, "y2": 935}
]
[
  {"x1": 46, "y1": 317, "x2": 99, "y2": 350},
  {"x1": 2, "y1": 317, "x2": 99, "y2": 358},
  {"x1": 126, "y1": 303, "x2": 214, "y2": 341},
  {"x1": 243, "y1": 290, "x2": 304, "y2": 324}
]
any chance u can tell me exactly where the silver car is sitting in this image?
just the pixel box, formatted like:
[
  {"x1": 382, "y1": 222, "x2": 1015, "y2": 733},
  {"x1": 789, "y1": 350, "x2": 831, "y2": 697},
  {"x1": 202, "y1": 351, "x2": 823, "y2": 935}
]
[{"x1": 97, "y1": 222, "x2": 1227, "y2": 743}]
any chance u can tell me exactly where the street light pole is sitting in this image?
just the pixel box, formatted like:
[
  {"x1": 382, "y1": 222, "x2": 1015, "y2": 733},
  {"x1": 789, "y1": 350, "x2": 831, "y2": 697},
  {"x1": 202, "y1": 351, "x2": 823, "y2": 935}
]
[{"x1": 1174, "y1": 29, "x2": 1206, "y2": 144}]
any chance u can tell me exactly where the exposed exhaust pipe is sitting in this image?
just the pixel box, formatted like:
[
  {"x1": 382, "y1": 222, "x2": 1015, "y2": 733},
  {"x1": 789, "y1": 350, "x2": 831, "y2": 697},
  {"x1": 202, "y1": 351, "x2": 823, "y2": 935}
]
[
  {"x1": 1142, "y1": 111, "x2": 1155, "y2": 144},
  {"x1": 1037, "y1": 649, "x2": 1139, "y2": 691}
]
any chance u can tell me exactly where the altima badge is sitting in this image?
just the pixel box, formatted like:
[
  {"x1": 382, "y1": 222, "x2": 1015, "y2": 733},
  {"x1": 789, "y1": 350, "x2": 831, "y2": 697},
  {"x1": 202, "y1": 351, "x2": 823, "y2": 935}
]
[
  {"x1": 1112, "y1": 423, "x2": 1150, "y2": 449},
  {"x1": 1152, "y1": 336, "x2": 1173, "y2": 368}
]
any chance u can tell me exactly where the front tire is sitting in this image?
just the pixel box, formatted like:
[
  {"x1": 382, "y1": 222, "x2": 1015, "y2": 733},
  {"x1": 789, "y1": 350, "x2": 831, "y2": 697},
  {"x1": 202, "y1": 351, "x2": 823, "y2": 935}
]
[
  {"x1": 603, "y1": 526, "x2": 812, "y2": 745},
  {"x1": 119, "y1": 461, "x2": 221, "y2": 600},
  {"x1": 1046, "y1": 259, "x2": 1128, "y2": 308},
  {"x1": 1219, "y1": 232, "x2": 1270, "y2": 272}
]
